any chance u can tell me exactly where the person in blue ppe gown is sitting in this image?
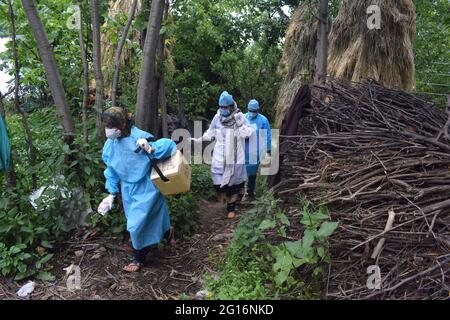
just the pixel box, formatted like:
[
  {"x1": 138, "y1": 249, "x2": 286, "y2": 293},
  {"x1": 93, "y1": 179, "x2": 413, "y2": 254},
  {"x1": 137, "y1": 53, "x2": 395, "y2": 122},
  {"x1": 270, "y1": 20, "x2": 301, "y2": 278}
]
[
  {"x1": 0, "y1": 113, "x2": 11, "y2": 172},
  {"x1": 98, "y1": 107, "x2": 176, "y2": 272},
  {"x1": 244, "y1": 99, "x2": 272, "y2": 202},
  {"x1": 192, "y1": 91, "x2": 253, "y2": 219}
]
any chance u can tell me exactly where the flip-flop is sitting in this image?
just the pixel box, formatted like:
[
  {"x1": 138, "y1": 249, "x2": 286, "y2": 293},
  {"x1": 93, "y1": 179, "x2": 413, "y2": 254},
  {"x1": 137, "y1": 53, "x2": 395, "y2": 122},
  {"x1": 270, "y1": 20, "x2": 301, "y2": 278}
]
[
  {"x1": 227, "y1": 211, "x2": 237, "y2": 219},
  {"x1": 122, "y1": 260, "x2": 143, "y2": 273}
]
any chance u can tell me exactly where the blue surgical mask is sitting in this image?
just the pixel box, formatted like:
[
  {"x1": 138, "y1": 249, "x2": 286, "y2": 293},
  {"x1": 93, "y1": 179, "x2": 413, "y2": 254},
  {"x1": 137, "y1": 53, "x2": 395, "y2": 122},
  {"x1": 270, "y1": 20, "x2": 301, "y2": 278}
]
[
  {"x1": 105, "y1": 128, "x2": 121, "y2": 140},
  {"x1": 220, "y1": 109, "x2": 231, "y2": 117},
  {"x1": 249, "y1": 111, "x2": 258, "y2": 119}
]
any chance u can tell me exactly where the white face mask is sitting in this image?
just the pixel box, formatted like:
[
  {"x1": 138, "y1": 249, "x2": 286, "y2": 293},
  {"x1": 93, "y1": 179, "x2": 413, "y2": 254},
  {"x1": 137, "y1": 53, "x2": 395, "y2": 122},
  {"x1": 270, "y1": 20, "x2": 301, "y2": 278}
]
[{"x1": 105, "y1": 128, "x2": 121, "y2": 140}]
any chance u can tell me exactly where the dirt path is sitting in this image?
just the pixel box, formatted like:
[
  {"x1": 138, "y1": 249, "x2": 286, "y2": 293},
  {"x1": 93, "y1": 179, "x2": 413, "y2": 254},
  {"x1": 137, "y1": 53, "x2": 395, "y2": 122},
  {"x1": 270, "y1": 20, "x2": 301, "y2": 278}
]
[{"x1": 0, "y1": 199, "x2": 243, "y2": 300}]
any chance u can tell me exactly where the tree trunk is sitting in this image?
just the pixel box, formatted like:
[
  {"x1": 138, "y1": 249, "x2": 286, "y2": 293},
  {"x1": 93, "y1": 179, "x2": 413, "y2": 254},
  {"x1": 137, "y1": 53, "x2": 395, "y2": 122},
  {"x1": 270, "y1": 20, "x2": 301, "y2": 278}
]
[
  {"x1": 9, "y1": 0, "x2": 37, "y2": 189},
  {"x1": 111, "y1": 0, "x2": 138, "y2": 108},
  {"x1": 176, "y1": 88, "x2": 188, "y2": 129},
  {"x1": 136, "y1": 0, "x2": 165, "y2": 133},
  {"x1": 159, "y1": 77, "x2": 168, "y2": 138},
  {"x1": 21, "y1": 0, "x2": 76, "y2": 144},
  {"x1": 314, "y1": 0, "x2": 329, "y2": 84},
  {"x1": 77, "y1": 2, "x2": 89, "y2": 146},
  {"x1": 156, "y1": 0, "x2": 170, "y2": 138},
  {"x1": 89, "y1": 0, "x2": 105, "y2": 137}
]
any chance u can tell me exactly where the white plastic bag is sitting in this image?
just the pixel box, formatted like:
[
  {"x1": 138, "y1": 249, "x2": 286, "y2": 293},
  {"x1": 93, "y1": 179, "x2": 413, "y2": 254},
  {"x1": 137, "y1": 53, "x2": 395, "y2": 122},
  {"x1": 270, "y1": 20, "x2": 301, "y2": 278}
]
[{"x1": 17, "y1": 281, "x2": 35, "y2": 297}]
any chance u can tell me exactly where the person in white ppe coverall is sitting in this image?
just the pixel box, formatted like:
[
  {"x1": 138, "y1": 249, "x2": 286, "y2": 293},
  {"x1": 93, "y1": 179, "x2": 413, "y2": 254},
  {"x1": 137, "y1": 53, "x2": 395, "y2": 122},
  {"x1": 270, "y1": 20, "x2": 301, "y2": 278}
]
[{"x1": 192, "y1": 91, "x2": 253, "y2": 219}]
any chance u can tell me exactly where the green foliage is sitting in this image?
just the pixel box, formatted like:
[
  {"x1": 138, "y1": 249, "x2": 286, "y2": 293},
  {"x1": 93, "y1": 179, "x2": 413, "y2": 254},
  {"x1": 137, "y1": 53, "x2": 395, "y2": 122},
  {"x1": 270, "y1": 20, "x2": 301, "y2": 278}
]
[
  {"x1": 0, "y1": 242, "x2": 55, "y2": 281},
  {"x1": 270, "y1": 203, "x2": 338, "y2": 288},
  {"x1": 212, "y1": 44, "x2": 282, "y2": 120},
  {"x1": 206, "y1": 192, "x2": 338, "y2": 300},
  {"x1": 414, "y1": 0, "x2": 450, "y2": 107},
  {"x1": 168, "y1": 0, "x2": 294, "y2": 121},
  {"x1": 167, "y1": 192, "x2": 198, "y2": 238},
  {"x1": 205, "y1": 192, "x2": 281, "y2": 299},
  {"x1": 190, "y1": 164, "x2": 215, "y2": 200},
  {"x1": 0, "y1": 0, "x2": 88, "y2": 109},
  {"x1": 0, "y1": 108, "x2": 105, "y2": 280}
]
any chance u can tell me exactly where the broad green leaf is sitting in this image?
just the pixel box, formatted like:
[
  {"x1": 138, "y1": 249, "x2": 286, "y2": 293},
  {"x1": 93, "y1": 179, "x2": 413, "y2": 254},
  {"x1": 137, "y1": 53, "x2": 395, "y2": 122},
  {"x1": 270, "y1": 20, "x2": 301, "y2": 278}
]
[
  {"x1": 258, "y1": 219, "x2": 276, "y2": 231},
  {"x1": 276, "y1": 211, "x2": 290, "y2": 226},
  {"x1": 274, "y1": 269, "x2": 290, "y2": 286},
  {"x1": 317, "y1": 221, "x2": 339, "y2": 239},
  {"x1": 36, "y1": 271, "x2": 55, "y2": 282},
  {"x1": 317, "y1": 246, "x2": 326, "y2": 259}
]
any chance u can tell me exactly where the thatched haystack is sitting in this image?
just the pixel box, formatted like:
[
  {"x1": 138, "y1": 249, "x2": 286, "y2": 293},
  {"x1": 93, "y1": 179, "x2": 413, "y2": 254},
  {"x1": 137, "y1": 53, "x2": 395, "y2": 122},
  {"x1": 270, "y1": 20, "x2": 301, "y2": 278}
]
[
  {"x1": 328, "y1": 0, "x2": 416, "y2": 92},
  {"x1": 274, "y1": 4, "x2": 318, "y2": 128}
]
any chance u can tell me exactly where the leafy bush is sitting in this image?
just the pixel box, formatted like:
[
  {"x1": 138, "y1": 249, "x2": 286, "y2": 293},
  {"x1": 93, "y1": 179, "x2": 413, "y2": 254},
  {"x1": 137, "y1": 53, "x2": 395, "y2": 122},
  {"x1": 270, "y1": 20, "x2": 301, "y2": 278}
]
[
  {"x1": 167, "y1": 192, "x2": 198, "y2": 238},
  {"x1": 269, "y1": 203, "x2": 338, "y2": 289},
  {"x1": 190, "y1": 164, "x2": 215, "y2": 200},
  {"x1": 205, "y1": 192, "x2": 279, "y2": 299},
  {"x1": 205, "y1": 192, "x2": 339, "y2": 300},
  {"x1": 0, "y1": 109, "x2": 104, "y2": 280}
]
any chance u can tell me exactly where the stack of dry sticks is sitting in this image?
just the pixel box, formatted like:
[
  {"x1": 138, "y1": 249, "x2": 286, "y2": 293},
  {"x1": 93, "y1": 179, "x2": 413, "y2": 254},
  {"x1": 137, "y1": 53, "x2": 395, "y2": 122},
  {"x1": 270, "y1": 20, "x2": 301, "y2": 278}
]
[{"x1": 274, "y1": 79, "x2": 450, "y2": 299}]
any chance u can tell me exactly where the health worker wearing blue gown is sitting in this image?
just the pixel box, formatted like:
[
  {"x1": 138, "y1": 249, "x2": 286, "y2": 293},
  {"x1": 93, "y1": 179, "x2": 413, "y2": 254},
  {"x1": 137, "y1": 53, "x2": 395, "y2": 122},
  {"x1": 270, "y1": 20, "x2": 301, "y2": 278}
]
[
  {"x1": 97, "y1": 107, "x2": 176, "y2": 273},
  {"x1": 244, "y1": 99, "x2": 272, "y2": 202}
]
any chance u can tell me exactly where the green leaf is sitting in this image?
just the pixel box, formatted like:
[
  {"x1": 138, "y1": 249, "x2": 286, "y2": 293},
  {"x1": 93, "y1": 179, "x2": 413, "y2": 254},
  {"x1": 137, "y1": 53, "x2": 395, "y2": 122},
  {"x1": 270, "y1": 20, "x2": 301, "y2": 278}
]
[
  {"x1": 38, "y1": 253, "x2": 54, "y2": 265},
  {"x1": 293, "y1": 257, "x2": 307, "y2": 268},
  {"x1": 84, "y1": 167, "x2": 91, "y2": 175},
  {"x1": 284, "y1": 240, "x2": 301, "y2": 256},
  {"x1": 35, "y1": 271, "x2": 55, "y2": 282},
  {"x1": 317, "y1": 246, "x2": 326, "y2": 259},
  {"x1": 313, "y1": 267, "x2": 323, "y2": 276},
  {"x1": 276, "y1": 211, "x2": 290, "y2": 226},
  {"x1": 258, "y1": 219, "x2": 276, "y2": 231},
  {"x1": 272, "y1": 248, "x2": 293, "y2": 272},
  {"x1": 9, "y1": 244, "x2": 26, "y2": 254},
  {"x1": 41, "y1": 240, "x2": 53, "y2": 249},
  {"x1": 62, "y1": 144, "x2": 70, "y2": 154},
  {"x1": 317, "y1": 221, "x2": 339, "y2": 239},
  {"x1": 274, "y1": 269, "x2": 290, "y2": 286},
  {"x1": 302, "y1": 229, "x2": 315, "y2": 250},
  {"x1": 278, "y1": 226, "x2": 286, "y2": 238}
]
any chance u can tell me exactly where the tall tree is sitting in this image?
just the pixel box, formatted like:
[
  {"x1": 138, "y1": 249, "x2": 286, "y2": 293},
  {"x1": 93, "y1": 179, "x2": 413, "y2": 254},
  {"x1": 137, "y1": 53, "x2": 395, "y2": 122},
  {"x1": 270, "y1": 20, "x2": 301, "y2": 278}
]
[
  {"x1": 21, "y1": 0, "x2": 76, "y2": 144},
  {"x1": 111, "y1": 0, "x2": 139, "y2": 108},
  {"x1": 77, "y1": 2, "x2": 89, "y2": 145},
  {"x1": 158, "y1": 0, "x2": 170, "y2": 138},
  {"x1": 89, "y1": 0, "x2": 105, "y2": 137},
  {"x1": 9, "y1": 0, "x2": 37, "y2": 189},
  {"x1": 136, "y1": 0, "x2": 165, "y2": 133}
]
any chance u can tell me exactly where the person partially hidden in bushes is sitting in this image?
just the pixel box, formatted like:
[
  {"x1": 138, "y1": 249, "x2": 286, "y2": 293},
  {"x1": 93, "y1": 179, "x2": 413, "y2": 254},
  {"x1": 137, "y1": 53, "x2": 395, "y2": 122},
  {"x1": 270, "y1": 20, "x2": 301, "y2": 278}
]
[
  {"x1": 191, "y1": 91, "x2": 254, "y2": 219},
  {"x1": 97, "y1": 107, "x2": 176, "y2": 272}
]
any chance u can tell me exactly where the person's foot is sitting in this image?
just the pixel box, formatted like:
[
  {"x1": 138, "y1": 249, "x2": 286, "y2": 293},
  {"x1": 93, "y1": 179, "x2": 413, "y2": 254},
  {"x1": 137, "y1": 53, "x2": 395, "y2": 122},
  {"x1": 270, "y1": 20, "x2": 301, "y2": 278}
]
[
  {"x1": 122, "y1": 260, "x2": 143, "y2": 273},
  {"x1": 227, "y1": 211, "x2": 237, "y2": 219},
  {"x1": 168, "y1": 226, "x2": 176, "y2": 250}
]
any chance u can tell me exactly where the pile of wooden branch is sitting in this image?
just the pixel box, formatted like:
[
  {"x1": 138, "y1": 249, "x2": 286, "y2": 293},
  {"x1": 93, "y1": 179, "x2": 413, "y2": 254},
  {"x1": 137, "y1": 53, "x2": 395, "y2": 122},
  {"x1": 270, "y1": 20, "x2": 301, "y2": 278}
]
[{"x1": 274, "y1": 79, "x2": 450, "y2": 299}]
